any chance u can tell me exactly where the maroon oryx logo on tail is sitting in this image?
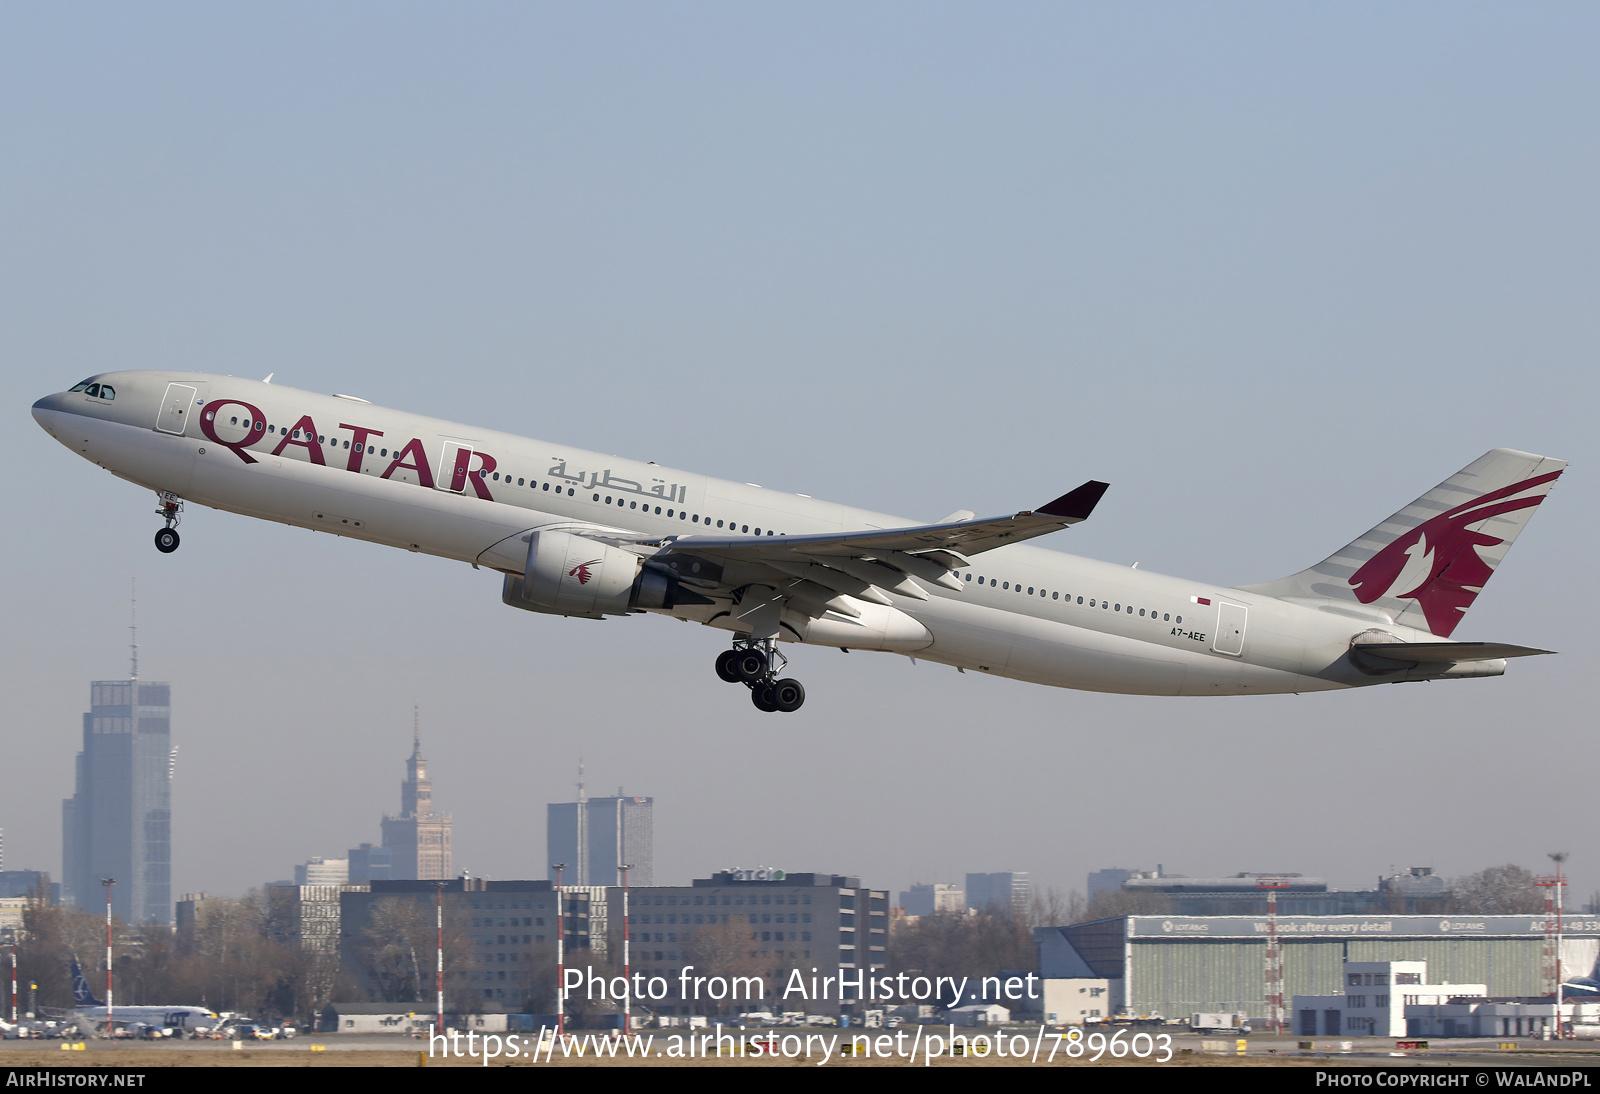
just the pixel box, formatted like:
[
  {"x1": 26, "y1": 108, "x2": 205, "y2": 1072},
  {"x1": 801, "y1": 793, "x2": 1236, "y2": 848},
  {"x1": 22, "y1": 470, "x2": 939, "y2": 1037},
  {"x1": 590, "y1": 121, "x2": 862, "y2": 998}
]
[
  {"x1": 1348, "y1": 471, "x2": 1561, "y2": 636},
  {"x1": 568, "y1": 559, "x2": 603, "y2": 585}
]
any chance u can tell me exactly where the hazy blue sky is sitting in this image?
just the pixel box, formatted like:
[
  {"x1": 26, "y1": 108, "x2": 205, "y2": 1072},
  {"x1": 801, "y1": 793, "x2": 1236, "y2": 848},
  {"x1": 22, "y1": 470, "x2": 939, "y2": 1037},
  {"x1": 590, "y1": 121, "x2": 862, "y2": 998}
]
[{"x1": 3, "y1": 3, "x2": 1595, "y2": 908}]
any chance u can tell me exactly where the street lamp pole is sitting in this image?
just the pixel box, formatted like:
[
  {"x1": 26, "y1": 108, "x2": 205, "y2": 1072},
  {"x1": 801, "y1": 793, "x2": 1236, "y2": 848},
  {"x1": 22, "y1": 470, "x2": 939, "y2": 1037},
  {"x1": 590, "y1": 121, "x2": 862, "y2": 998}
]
[
  {"x1": 101, "y1": 879, "x2": 115, "y2": 1037},
  {"x1": 551, "y1": 864, "x2": 566, "y2": 1038},
  {"x1": 436, "y1": 881, "x2": 445, "y2": 1039},
  {"x1": 619, "y1": 864, "x2": 634, "y2": 1037}
]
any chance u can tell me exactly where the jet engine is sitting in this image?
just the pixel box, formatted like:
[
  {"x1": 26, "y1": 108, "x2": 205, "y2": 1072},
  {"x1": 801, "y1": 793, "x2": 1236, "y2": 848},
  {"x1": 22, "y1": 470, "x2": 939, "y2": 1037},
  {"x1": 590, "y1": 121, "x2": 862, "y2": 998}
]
[{"x1": 500, "y1": 529, "x2": 697, "y2": 619}]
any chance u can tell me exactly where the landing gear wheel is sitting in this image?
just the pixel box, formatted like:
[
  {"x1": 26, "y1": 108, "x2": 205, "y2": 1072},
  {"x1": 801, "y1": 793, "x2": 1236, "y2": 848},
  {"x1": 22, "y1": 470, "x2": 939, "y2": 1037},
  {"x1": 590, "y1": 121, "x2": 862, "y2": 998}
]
[
  {"x1": 154, "y1": 528, "x2": 180, "y2": 554},
  {"x1": 751, "y1": 684, "x2": 779, "y2": 712},
  {"x1": 715, "y1": 649, "x2": 743, "y2": 683},
  {"x1": 732, "y1": 649, "x2": 768, "y2": 684},
  {"x1": 771, "y1": 678, "x2": 805, "y2": 713}
]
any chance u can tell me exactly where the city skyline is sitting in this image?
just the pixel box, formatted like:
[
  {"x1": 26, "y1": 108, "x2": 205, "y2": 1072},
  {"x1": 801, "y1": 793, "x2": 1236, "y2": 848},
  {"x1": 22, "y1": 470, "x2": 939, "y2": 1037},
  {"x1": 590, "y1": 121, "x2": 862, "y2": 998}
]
[{"x1": 1, "y1": 4, "x2": 1593, "y2": 911}]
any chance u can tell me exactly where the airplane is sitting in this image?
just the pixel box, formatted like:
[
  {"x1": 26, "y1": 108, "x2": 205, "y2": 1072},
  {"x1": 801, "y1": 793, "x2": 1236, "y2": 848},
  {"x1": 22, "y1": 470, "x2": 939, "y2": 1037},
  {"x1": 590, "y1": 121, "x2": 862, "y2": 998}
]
[
  {"x1": 32, "y1": 371, "x2": 1564, "y2": 712},
  {"x1": 68, "y1": 959, "x2": 217, "y2": 1034}
]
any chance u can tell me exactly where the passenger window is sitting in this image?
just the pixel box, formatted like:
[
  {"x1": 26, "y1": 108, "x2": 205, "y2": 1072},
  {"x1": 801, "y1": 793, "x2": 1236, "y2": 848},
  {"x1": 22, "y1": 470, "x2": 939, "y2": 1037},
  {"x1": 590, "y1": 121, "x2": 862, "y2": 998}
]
[
  {"x1": 1028, "y1": 587, "x2": 1034, "y2": 595},
  {"x1": 1052, "y1": 592, "x2": 1058, "y2": 599},
  {"x1": 741, "y1": 525, "x2": 748, "y2": 533},
  {"x1": 1176, "y1": 615, "x2": 1182, "y2": 624},
  {"x1": 1077, "y1": 597, "x2": 1083, "y2": 604}
]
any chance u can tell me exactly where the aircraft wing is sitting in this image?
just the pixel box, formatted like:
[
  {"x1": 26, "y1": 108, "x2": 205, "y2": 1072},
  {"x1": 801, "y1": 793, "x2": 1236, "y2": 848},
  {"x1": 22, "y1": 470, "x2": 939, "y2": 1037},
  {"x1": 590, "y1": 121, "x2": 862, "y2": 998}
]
[
  {"x1": 637, "y1": 481, "x2": 1109, "y2": 612},
  {"x1": 668, "y1": 480, "x2": 1107, "y2": 562}
]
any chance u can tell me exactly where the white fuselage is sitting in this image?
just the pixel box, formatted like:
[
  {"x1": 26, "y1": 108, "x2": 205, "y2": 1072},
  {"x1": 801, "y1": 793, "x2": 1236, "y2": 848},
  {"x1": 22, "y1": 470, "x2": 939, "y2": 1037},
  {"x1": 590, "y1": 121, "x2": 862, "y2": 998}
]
[
  {"x1": 32, "y1": 371, "x2": 1476, "y2": 697},
  {"x1": 75, "y1": 1004, "x2": 217, "y2": 1031}
]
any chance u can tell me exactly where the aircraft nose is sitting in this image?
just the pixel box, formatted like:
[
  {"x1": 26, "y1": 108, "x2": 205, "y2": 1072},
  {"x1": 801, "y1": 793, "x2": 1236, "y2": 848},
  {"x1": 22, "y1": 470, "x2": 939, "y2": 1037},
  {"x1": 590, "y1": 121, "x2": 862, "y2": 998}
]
[{"x1": 32, "y1": 392, "x2": 72, "y2": 433}]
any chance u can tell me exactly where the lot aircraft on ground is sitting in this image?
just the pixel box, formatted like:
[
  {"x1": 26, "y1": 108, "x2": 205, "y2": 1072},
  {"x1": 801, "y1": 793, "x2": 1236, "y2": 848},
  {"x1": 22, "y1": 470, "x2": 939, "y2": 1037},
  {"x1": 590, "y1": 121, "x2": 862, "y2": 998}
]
[
  {"x1": 33, "y1": 373, "x2": 1563, "y2": 712},
  {"x1": 69, "y1": 960, "x2": 216, "y2": 1033}
]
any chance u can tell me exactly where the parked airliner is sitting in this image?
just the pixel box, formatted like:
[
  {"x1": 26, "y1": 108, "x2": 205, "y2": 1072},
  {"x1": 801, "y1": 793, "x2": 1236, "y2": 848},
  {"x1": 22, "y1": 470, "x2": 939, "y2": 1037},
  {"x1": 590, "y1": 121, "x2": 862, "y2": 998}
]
[
  {"x1": 69, "y1": 960, "x2": 217, "y2": 1034},
  {"x1": 32, "y1": 372, "x2": 1563, "y2": 711}
]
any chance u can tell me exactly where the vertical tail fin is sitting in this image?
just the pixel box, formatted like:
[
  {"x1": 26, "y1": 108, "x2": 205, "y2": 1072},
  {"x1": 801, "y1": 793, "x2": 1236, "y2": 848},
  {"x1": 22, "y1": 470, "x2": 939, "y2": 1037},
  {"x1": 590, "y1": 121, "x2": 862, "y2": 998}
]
[
  {"x1": 1240, "y1": 449, "x2": 1566, "y2": 636},
  {"x1": 71, "y1": 958, "x2": 101, "y2": 1008}
]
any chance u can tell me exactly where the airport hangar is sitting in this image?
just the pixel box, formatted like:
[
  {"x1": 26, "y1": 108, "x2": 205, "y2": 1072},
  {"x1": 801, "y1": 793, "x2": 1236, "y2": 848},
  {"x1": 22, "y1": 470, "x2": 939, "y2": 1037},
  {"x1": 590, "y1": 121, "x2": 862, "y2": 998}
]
[{"x1": 1037, "y1": 914, "x2": 1600, "y2": 1019}]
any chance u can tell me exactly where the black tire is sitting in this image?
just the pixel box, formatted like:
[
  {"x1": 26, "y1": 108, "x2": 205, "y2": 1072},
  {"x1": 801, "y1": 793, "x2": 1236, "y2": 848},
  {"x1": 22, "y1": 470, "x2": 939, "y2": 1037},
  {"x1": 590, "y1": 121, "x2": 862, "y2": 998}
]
[
  {"x1": 733, "y1": 649, "x2": 768, "y2": 684},
  {"x1": 751, "y1": 685, "x2": 779, "y2": 712},
  {"x1": 154, "y1": 528, "x2": 180, "y2": 554},
  {"x1": 771, "y1": 678, "x2": 805, "y2": 713},
  {"x1": 715, "y1": 649, "x2": 743, "y2": 683}
]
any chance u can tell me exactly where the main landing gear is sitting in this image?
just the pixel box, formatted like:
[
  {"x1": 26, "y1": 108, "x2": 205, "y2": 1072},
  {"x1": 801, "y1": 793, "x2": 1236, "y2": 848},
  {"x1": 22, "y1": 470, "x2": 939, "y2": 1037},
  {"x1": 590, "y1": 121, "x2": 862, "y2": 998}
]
[
  {"x1": 715, "y1": 640, "x2": 805, "y2": 713},
  {"x1": 153, "y1": 493, "x2": 183, "y2": 554}
]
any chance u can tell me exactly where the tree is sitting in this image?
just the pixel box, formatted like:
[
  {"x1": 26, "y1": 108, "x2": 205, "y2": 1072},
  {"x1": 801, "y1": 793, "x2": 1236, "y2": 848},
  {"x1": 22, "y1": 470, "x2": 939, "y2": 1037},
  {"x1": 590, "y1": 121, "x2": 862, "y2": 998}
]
[
  {"x1": 679, "y1": 920, "x2": 774, "y2": 1016},
  {"x1": 348, "y1": 895, "x2": 473, "y2": 1011},
  {"x1": 1447, "y1": 864, "x2": 1544, "y2": 915},
  {"x1": 889, "y1": 908, "x2": 1034, "y2": 988},
  {"x1": 17, "y1": 892, "x2": 109, "y2": 1012},
  {"x1": 1082, "y1": 888, "x2": 1172, "y2": 921}
]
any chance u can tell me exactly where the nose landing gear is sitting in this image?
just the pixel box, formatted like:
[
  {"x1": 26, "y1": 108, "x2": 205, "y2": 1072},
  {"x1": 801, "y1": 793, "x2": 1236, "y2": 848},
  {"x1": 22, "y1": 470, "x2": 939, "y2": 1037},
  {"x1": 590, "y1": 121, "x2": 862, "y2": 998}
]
[
  {"x1": 154, "y1": 493, "x2": 183, "y2": 554},
  {"x1": 715, "y1": 639, "x2": 805, "y2": 713}
]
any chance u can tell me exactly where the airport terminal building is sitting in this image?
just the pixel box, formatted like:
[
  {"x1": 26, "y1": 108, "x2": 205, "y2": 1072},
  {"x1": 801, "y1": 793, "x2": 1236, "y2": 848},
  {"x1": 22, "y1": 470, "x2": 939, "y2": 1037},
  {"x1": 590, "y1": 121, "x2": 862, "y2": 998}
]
[{"x1": 1038, "y1": 914, "x2": 1600, "y2": 1019}]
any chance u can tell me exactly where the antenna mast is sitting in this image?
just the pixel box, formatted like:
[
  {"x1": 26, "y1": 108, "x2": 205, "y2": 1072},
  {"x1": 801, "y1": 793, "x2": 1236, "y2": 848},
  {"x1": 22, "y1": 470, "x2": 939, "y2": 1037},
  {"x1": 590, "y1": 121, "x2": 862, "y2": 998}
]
[{"x1": 129, "y1": 579, "x2": 139, "y2": 681}]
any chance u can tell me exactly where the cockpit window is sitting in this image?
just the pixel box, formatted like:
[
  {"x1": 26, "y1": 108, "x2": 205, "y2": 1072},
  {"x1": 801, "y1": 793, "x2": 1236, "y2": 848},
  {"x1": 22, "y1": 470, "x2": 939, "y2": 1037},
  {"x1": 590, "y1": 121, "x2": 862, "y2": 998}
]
[
  {"x1": 69, "y1": 380, "x2": 93, "y2": 393},
  {"x1": 98, "y1": 385, "x2": 115, "y2": 400},
  {"x1": 84, "y1": 384, "x2": 100, "y2": 397}
]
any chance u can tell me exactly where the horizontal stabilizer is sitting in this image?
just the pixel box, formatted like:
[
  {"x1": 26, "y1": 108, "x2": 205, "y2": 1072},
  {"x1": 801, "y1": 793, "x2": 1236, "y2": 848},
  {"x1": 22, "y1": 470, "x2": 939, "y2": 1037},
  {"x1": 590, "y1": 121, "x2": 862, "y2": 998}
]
[{"x1": 1353, "y1": 641, "x2": 1554, "y2": 664}]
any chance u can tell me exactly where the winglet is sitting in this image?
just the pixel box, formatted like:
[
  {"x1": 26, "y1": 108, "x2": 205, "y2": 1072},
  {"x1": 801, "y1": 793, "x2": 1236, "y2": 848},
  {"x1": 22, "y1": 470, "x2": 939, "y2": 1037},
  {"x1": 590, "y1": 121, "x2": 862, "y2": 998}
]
[{"x1": 1035, "y1": 480, "x2": 1109, "y2": 521}]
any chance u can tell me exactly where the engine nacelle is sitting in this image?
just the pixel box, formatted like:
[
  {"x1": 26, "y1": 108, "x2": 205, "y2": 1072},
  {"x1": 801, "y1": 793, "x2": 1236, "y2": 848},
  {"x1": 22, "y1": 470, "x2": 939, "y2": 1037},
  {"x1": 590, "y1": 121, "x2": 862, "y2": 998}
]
[
  {"x1": 521, "y1": 529, "x2": 643, "y2": 617},
  {"x1": 500, "y1": 529, "x2": 700, "y2": 619}
]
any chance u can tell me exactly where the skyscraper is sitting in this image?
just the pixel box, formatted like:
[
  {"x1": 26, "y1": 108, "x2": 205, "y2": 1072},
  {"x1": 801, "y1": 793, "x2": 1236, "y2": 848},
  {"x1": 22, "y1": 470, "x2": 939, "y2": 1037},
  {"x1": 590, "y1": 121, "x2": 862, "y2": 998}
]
[
  {"x1": 547, "y1": 785, "x2": 653, "y2": 887},
  {"x1": 380, "y1": 722, "x2": 452, "y2": 880},
  {"x1": 62, "y1": 679, "x2": 173, "y2": 923}
]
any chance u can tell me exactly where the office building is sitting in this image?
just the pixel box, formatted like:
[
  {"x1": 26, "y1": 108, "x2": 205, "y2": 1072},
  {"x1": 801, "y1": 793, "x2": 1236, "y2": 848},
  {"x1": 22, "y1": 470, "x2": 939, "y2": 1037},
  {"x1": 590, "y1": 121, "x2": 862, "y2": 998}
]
[
  {"x1": 898, "y1": 882, "x2": 964, "y2": 916},
  {"x1": 611, "y1": 870, "x2": 889, "y2": 1017},
  {"x1": 348, "y1": 843, "x2": 391, "y2": 885},
  {"x1": 380, "y1": 728, "x2": 452, "y2": 880},
  {"x1": 966, "y1": 872, "x2": 1029, "y2": 915},
  {"x1": 62, "y1": 678, "x2": 173, "y2": 924},
  {"x1": 295, "y1": 857, "x2": 350, "y2": 885},
  {"x1": 547, "y1": 790, "x2": 653, "y2": 887},
  {"x1": 339, "y1": 878, "x2": 589, "y2": 1011}
]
